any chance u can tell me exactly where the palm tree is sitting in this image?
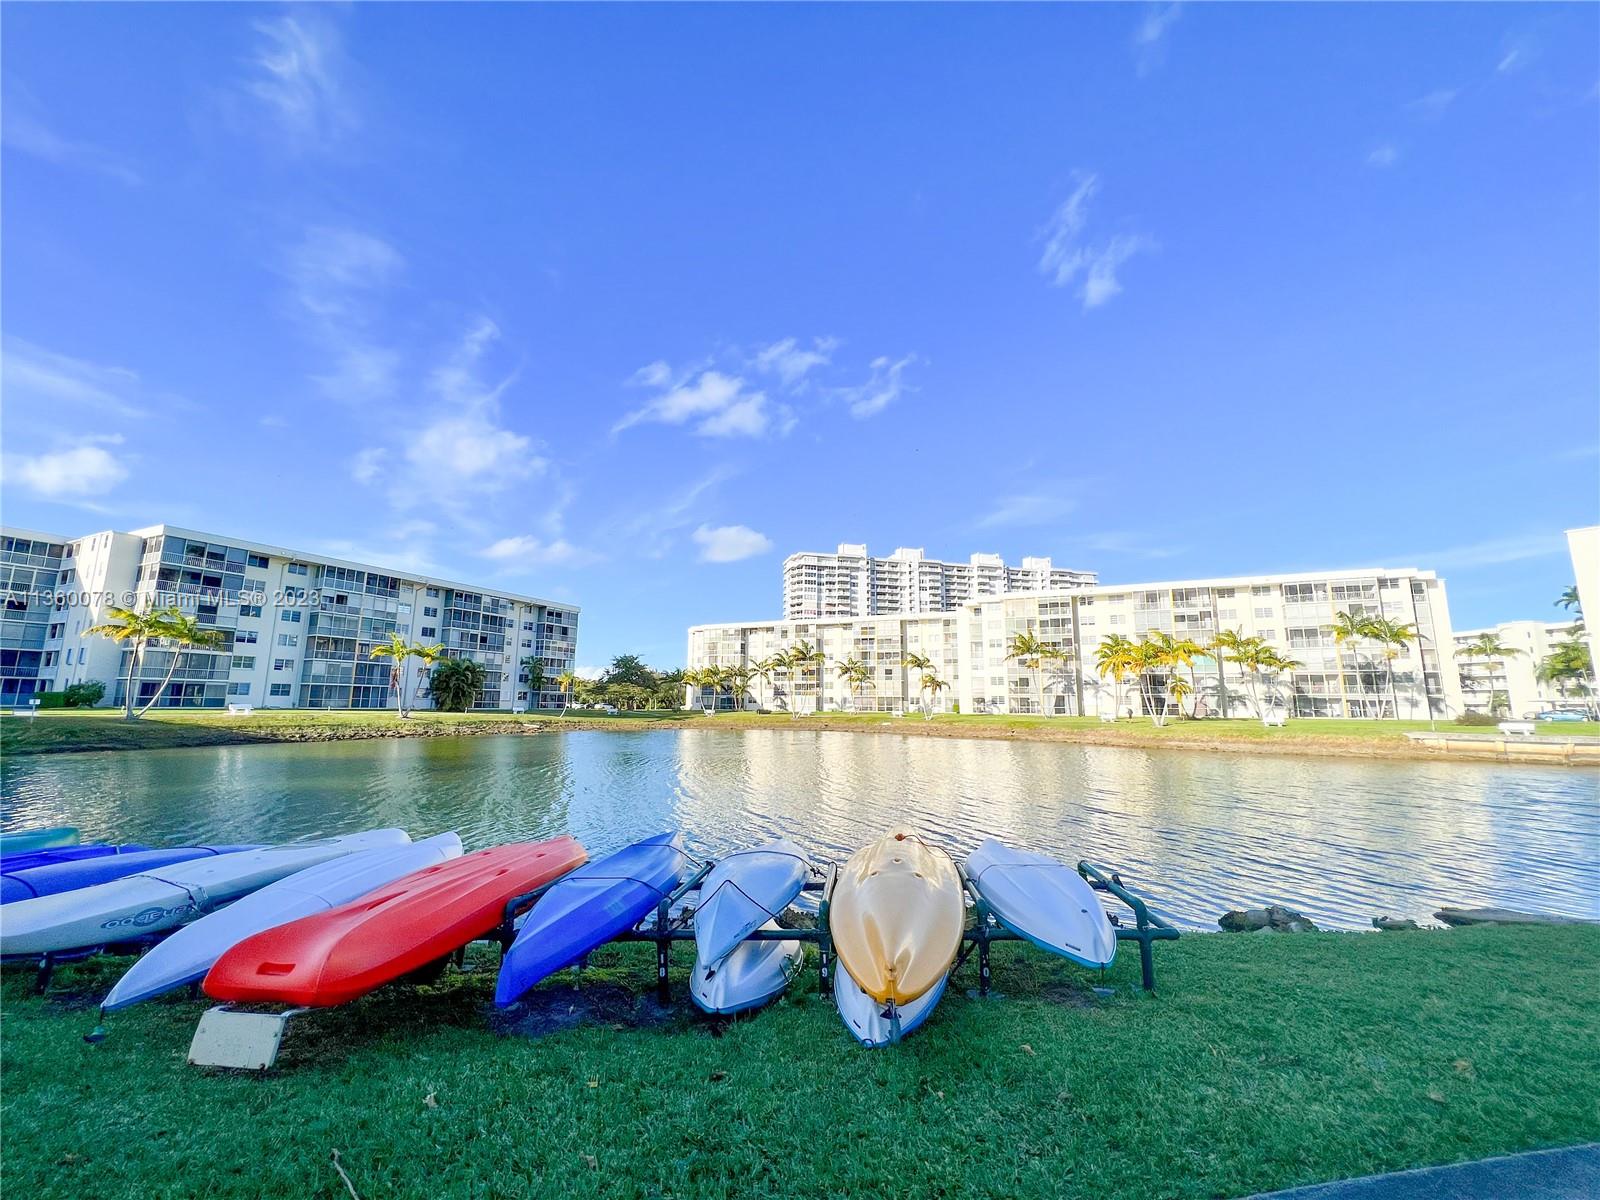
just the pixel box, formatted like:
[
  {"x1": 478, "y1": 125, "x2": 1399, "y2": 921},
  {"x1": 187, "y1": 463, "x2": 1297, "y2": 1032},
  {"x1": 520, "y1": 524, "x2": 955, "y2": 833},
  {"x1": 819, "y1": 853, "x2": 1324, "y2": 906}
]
[
  {"x1": 1211, "y1": 630, "x2": 1269, "y2": 717},
  {"x1": 835, "y1": 656, "x2": 873, "y2": 712},
  {"x1": 788, "y1": 640, "x2": 825, "y2": 714},
  {"x1": 555, "y1": 670, "x2": 577, "y2": 716},
  {"x1": 1537, "y1": 639, "x2": 1596, "y2": 716},
  {"x1": 1145, "y1": 630, "x2": 1205, "y2": 718},
  {"x1": 901, "y1": 652, "x2": 933, "y2": 715},
  {"x1": 1093, "y1": 634, "x2": 1139, "y2": 720},
  {"x1": 134, "y1": 609, "x2": 230, "y2": 717},
  {"x1": 727, "y1": 665, "x2": 754, "y2": 712},
  {"x1": 1331, "y1": 610, "x2": 1380, "y2": 716},
  {"x1": 1208, "y1": 629, "x2": 1253, "y2": 718},
  {"x1": 1005, "y1": 631, "x2": 1054, "y2": 717},
  {"x1": 1557, "y1": 584, "x2": 1582, "y2": 614},
  {"x1": 370, "y1": 633, "x2": 418, "y2": 717},
  {"x1": 87, "y1": 604, "x2": 182, "y2": 720},
  {"x1": 920, "y1": 672, "x2": 949, "y2": 720},
  {"x1": 1130, "y1": 637, "x2": 1170, "y2": 725},
  {"x1": 427, "y1": 656, "x2": 486, "y2": 712},
  {"x1": 520, "y1": 655, "x2": 547, "y2": 705},
  {"x1": 1257, "y1": 647, "x2": 1304, "y2": 716},
  {"x1": 1364, "y1": 615, "x2": 1418, "y2": 718},
  {"x1": 750, "y1": 656, "x2": 781, "y2": 711},
  {"x1": 411, "y1": 642, "x2": 444, "y2": 712},
  {"x1": 1455, "y1": 634, "x2": 1521, "y2": 716}
]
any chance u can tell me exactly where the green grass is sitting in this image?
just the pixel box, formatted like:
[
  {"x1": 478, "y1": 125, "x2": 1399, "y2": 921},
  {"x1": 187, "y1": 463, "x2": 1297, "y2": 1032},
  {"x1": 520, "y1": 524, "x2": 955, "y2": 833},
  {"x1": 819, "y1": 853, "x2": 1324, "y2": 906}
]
[
  {"x1": 5, "y1": 707, "x2": 1596, "y2": 758},
  {"x1": 3, "y1": 927, "x2": 1596, "y2": 1199}
]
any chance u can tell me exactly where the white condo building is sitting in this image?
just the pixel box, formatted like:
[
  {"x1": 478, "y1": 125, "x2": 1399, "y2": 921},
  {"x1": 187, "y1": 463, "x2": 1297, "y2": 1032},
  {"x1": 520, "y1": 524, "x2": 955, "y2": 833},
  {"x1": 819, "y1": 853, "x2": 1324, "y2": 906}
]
[
  {"x1": 1452, "y1": 620, "x2": 1588, "y2": 719},
  {"x1": 0, "y1": 525, "x2": 577, "y2": 711},
  {"x1": 783, "y1": 543, "x2": 1096, "y2": 620},
  {"x1": 691, "y1": 566, "x2": 1462, "y2": 720}
]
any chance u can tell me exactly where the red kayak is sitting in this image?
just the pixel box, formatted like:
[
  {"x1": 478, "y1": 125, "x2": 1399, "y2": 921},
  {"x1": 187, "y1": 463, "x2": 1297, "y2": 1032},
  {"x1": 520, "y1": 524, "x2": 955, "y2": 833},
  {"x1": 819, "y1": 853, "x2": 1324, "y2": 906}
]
[{"x1": 204, "y1": 837, "x2": 587, "y2": 1007}]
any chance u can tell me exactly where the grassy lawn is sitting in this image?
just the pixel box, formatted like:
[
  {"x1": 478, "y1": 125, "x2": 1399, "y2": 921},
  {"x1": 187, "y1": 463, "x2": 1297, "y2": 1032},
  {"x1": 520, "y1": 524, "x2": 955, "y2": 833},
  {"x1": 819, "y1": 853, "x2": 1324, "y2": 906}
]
[
  {"x1": 3, "y1": 707, "x2": 1596, "y2": 758},
  {"x1": 2, "y1": 926, "x2": 1595, "y2": 1199}
]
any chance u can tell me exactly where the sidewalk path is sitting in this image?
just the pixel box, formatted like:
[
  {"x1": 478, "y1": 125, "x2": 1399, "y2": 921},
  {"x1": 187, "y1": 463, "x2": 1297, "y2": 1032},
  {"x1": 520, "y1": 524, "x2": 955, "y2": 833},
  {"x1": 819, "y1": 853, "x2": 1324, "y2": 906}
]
[{"x1": 1245, "y1": 1144, "x2": 1600, "y2": 1200}]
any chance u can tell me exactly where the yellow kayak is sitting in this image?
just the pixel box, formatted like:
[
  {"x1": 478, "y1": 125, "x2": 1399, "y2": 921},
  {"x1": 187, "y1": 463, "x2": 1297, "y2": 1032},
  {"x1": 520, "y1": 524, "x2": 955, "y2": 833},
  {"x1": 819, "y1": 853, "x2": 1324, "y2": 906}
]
[{"x1": 829, "y1": 829, "x2": 965, "y2": 1005}]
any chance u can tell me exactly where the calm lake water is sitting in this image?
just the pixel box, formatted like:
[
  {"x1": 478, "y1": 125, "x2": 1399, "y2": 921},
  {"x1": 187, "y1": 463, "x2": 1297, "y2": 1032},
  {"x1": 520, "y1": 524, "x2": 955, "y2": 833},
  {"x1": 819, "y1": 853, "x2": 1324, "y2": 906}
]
[{"x1": 2, "y1": 730, "x2": 1597, "y2": 930}]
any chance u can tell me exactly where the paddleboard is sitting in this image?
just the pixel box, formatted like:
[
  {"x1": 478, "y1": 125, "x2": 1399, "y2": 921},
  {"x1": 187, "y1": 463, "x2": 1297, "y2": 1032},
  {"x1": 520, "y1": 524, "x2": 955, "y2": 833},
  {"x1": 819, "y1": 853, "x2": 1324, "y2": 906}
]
[
  {"x1": 965, "y1": 839, "x2": 1116, "y2": 969},
  {"x1": 1, "y1": 845, "x2": 149, "y2": 874},
  {"x1": 693, "y1": 839, "x2": 810, "y2": 967},
  {"x1": 2, "y1": 845, "x2": 260, "y2": 904}
]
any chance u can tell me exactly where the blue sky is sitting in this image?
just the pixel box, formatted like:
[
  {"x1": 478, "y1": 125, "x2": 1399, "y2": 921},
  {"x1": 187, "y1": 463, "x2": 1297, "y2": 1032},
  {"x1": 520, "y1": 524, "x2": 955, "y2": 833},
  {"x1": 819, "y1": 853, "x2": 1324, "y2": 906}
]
[{"x1": 3, "y1": 4, "x2": 1596, "y2": 670}]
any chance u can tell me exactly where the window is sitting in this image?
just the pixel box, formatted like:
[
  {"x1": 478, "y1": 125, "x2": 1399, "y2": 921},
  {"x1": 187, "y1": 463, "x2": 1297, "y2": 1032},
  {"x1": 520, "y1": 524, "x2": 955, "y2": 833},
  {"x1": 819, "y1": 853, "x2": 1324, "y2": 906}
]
[
  {"x1": 48, "y1": 623, "x2": 63, "y2": 639},
  {"x1": 278, "y1": 634, "x2": 298, "y2": 647},
  {"x1": 283, "y1": 610, "x2": 302, "y2": 623},
  {"x1": 232, "y1": 655, "x2": 256, "y2": 670},
  {"x1": 273, "y1": 658, "x2": 293, "y2": 671},
  {"x1": 247, "y1": 553, "x2": 269, "y2": 569},
  {"x1": 227, "y1": 682, "x2": 251, "y2": 697},
  {"x1": 426, "y1": 587, "x2": 439, "y2": 598},
  {"x1": 287, "y1": 562, "x2": 308, "y2": 576},
  {"x1": 269, "y1": 683, "x2": 291, "y2": 697},
  {"x1": 424, "y1": 606, "x2": 438, "y2": 618},
  {"x1": 234, "y1": 630, "x2": 258, "y2": 645},
  {"x1": 1254, "y1": 607, "x2": 1273, "y2": 620},
  {"x1": 239, "y1": 605, "x2": 262, "y2": 619}
]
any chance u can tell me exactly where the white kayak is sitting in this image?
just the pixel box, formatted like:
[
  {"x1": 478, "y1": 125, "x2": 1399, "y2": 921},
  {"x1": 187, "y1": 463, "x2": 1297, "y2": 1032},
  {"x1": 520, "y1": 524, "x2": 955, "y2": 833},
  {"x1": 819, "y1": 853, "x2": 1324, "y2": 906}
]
[
  {"x1": 690, "y1": 921, "x2": 802, "y2": 1015},
  {"x1": 964, "y1": 839, "x2": 1116, "y2": 969},
  {"x1": 100, "y1": 832, "x2": 462, "y2": 1012},
  {"x1": 693, "y1": 839, "x2": 810, "y2": 967},
  {"x1": 833, "y1": 956, "x2": 947, "y2": 1047},
  {"x1": 0, "y1": 829, "x2": 410, "y2": 957}
]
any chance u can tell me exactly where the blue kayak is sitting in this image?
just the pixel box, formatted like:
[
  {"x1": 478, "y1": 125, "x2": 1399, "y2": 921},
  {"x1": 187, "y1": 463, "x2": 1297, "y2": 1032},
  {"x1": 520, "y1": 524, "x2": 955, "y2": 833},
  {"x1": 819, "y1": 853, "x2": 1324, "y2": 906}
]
[
  {"x1": 495, "y1": 831, "x2": 687, "y2": 1007},
  {"x1": 0, "y1": 844, "x2": 150, "y2": 874},
  {"x1": 0, "y1": 845, "x2": 261, "y2": 903}
]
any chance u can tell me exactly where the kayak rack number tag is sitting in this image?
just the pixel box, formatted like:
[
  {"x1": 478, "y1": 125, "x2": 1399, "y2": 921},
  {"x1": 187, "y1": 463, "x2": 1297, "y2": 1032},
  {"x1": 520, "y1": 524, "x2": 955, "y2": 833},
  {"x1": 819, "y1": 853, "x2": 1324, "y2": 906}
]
[{"x1": 188, "y1": 1006, "x2": 307, "y2": 1071}]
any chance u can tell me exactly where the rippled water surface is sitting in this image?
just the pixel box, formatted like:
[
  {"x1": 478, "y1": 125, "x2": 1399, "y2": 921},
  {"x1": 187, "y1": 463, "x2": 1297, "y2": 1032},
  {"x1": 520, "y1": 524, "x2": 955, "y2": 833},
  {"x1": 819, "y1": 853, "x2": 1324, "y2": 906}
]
[{"x1": 3, "y1": 730, "x2": 1596, "y2": 929}]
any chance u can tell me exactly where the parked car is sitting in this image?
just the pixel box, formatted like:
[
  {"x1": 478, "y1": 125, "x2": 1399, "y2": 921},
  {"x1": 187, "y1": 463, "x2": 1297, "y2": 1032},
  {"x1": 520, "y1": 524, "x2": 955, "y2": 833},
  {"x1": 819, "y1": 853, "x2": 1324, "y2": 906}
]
[
  {"x1": 1524, "y1": 709, "x2": 1588, "y2": 722},
  {"x1": 595, "y1": 703, "x2": 619, "y2": 716}
]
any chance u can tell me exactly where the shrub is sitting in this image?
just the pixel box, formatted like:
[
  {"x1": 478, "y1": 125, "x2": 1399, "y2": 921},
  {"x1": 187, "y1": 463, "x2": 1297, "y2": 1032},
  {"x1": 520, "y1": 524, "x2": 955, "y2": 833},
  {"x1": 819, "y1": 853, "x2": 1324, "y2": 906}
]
[
  {"x1": 32, "y1": 691, "x2": 68, "y2": 710},
  {"x1": 1453, "y1": 710, "x2": 1500, "y2": 727},
  {"x1": 63, "y1": 680, "x2": 107, "y2": 708}
]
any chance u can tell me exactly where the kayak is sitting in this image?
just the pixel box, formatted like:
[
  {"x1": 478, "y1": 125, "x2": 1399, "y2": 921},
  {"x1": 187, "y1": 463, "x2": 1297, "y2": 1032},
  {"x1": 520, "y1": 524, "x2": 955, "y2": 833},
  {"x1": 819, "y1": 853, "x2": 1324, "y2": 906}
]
[
  {"x1": 2, "y1": 845, "x2": 261, "y2": 904},
  {"x1": 205, "y1": 837, "x2": 587, "y2": 1008},
  {"x1": 828, "y1": 829, "x2": 964, "y2": 1006},
  {"x1": 0, "y1": 830, "x2": 411, "y2": 957},
  {"x1": 834, "y1": 956, "x2": 948, "y2": 1047},
  {"x1": 0, "y1": 826, "x2": 79, "y2": 854},
  {"x1": 1, "y1": 845, "x2": 150, "y2": 874},
  {"x1": 965, "y1": 839, "x2": 1116, "y2": 969},
  {"x1": 103, "y1": 833, "x2": 463, "y2": 1011},
  {"x1": 693, "y1": 839, "x2": 810, "y2": 967},
  {"x1": 495, "y1": 832, "x2": 687, "y2": 1007},
  {"x1": 690, "y1": 921, "x2": 802, "y2": 1015}
]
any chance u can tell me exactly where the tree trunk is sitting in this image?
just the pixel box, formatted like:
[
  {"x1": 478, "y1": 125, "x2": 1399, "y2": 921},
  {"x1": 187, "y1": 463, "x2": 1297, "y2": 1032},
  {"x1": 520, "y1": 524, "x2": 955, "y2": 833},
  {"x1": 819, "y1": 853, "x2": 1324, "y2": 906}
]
[
  {"x1": 122, "y1": 637, "x2": 142, "y2": 720},
  {"x1": 136, "y1": 644, "x2": 184, "y2": 717}
]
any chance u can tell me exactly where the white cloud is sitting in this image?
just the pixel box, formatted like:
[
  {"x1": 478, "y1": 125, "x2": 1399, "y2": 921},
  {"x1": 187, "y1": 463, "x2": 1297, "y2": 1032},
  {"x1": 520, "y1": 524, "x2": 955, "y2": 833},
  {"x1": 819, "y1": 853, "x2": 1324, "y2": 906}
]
[
  {"x1": 693, "y1": 524, "x2": 774, "y2": 563},
  {"x1": 616, "y1": 367, "x2": 786, "y2": 439},
  {"x1": 351, "y1": 447, "x2": 387, "y2": 484},
  {"x1": 1402, "y1": 534, "x2": 1566, "y2": 570},
  {"x1": 1366, "y1": 143, "x2": 1401, "y2": 168},
  {"x1": 1037, "y1": 173, "x2": 1156, "y2": 310},
  {"x1": 7, "y1": 437, "x2": 129, "y2": 498},
  {"x1": 1, "y1": 110, "x2": 140, "y2": 186},
  {"x1": 1407, "y1": 88, "x2": 1459, "y2": 121},
  {"x1": 282, "y1": 226, "x2": 404, "y2": 403},
  {"x1": 975, "y1": 493, "x2": 1079, "y2": 529},
  {"x1": 1497, "y1": 37, "x2": 1536, "y2": 75},
  {"x1": 479, "y1": 534, "x2": 597, "y2": 567},
  {"x1": 1132, "y1": 4, "x2": 1182, "y2": 75},
  {"x1": 753, "y1": 336, "x2": 838, "y2": 386},
  {"x1": 245, "y1": 13, "x2": 358, "y2": 152},
  {"x1": 843, "y1": 353, "x2": 918, "y2": 419},
  {"x1": 1, "y1": 337, "x2": 148, "y2": 419}
]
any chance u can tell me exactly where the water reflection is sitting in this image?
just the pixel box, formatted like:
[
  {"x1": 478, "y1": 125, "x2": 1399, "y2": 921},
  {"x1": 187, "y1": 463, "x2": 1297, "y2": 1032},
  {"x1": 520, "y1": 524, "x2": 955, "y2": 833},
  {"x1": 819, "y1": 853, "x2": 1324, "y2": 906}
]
[{"x1": 3, "y1": 730, "x2": 1596, "y2": 930}]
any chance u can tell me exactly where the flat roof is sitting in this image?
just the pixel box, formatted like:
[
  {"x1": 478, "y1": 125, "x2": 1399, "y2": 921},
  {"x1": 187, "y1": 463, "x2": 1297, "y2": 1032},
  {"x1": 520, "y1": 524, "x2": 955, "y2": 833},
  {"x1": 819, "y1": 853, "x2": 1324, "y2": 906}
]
[{"x1": 109, "y1": 523, "x2": 577, "y2": 613}]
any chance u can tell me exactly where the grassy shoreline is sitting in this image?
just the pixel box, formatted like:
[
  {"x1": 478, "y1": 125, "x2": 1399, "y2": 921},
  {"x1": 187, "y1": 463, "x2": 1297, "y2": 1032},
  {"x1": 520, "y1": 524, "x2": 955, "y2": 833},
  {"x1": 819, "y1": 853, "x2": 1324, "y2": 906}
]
[
  {"x1": 3, "y1": 707, "x2": 1597, "y2": 763},
  {"x1": 2, "y1": 926, "x2": 1595, "y2": 1199}
]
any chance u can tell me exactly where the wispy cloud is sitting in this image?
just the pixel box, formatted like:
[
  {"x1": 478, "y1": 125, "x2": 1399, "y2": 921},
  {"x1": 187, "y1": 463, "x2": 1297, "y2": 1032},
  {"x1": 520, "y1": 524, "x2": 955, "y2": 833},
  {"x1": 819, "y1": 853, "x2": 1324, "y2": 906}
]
[
  {"x1": 1402, "y1": 533, "x2": 1566, "y2": 570},
  {"x1": 1, "y1": 337, "x2": 150, "y2": 420},
  {"x1": 4, "y1": 435, "x2": 129, "y2": 500},
  {"x1": 1366, "y1": 143, "x2": 1401, "y2": 169},
  {"x1": 975, "y1": 493, "x2": 1079, "y2": 530},
  {"x1": 1132, "y1": 4, "x2": 1183, "y2": 76},
  {"x1": 1407, "y1": 88, "x2": 1459, "y2": 121},
  {"x1": 1497, "y1": 35, "x2": 1537, "y2": 75},
  {"x1": 604, "y1": 465, "x2": 738, "y2": 560},
  {"x1": 244, "y1": 12, "x2": 359, "y2": 153},
  {"x1": 616, "y1": 367, "x2": 788, "y2": 439},
  {"x1": 693, "y1": 524, "x2": 773, "y2": 564},
  {"x1": 281, "y1": 225, "x2": 404, "y2": 402},
  {"x1": 1037, "y1": 172, "x2": 1156, "y2": 311},
  {"x1": 479, "y1": 534, "x2": 599, "y2": 568},
  {"x1": 1, "y1": 108, "x2": 140, "y2": 186},
  {"x1": 752, "y1": 337, "x2": 839, "y2": 387},
  {"x1": 840, "y1": 353, "x2": 919, "y2": 419}
]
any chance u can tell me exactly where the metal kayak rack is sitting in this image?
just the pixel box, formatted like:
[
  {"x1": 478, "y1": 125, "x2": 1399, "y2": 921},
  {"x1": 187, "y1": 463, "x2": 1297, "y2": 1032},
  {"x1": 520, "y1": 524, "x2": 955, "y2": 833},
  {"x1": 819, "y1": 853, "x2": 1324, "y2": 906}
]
[{"x1": 495, "y1": 856, "x2": 1176, "y2": 1007}]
